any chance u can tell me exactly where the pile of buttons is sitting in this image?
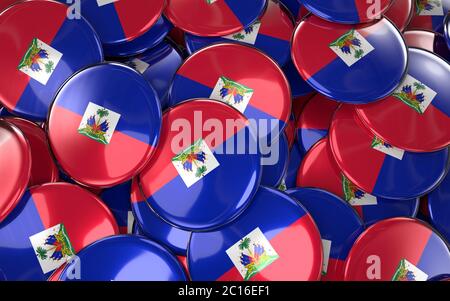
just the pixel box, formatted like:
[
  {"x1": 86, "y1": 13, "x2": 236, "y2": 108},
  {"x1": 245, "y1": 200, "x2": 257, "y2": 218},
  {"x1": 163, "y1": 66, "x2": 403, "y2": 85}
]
[{"x1": 0, "y1": 0, "x2": 449, "y2": 281}]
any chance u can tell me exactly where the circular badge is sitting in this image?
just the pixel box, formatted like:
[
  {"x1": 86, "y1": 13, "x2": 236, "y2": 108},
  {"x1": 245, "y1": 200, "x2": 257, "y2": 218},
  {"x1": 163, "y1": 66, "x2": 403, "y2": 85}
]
[
  {"x1": 139, "y1": 99, "x2": 261, "y2": 231},
  {"x1": 58, "y1": 235, "x2": 187, "y2": 281},
  {"x1": 301, "y1": 0, "x2": 392, "y2": 24},
  {"x1": 329, "y1": 105, "x2": 449, "y2": 199},
  {"x1": 6, "y1": 117, "x2": 58, "y2": 187},
  {"x1": 404, "y1": 29, "x2": 450, "y2": 61},
  {"x1": 344, "y1": 218, "x2": 450, "y2": 281},
  {"x1": 0, "y1": 119, "x2": 31, "y2": 222},
  {"x1": 355, "y1": 48, "x2": 450, "y2": 152},
  {"x1": 287, "y1": 188, "x2": 364, "y2": 281},
  {"x1": 169, "y1": 43, "x2": 291, "y2": 142},
  {"x1": 48, "y1": 63, "x2": 162, "y2": 188},
  {"x1": 72, "y1": 0, "x2": 165, "y2": 45},
  {"x1": 131, "y1": 178, "x2": 190, "y2": 255},
  {"x1": 0, "y1": 183, "x2": 118, "y2": 280},
  {"x1": 184, "y1": 0, "x2": 294, "y2": 67},
  {"x1": 0, "y1": 0, "x2": 103, "y2": 120},
  {"x1": 427, "y1": 171, "x2": 450, "y2": 242},
  {"x1": 103, "y1": 16, "x2": 172, "y2": 58},
  {"x1": 291, "y1": 15, "x2": 407, "y2": 103},
  {"x1": 261, "y1": 133, "x2": 289, "y2": 187},
  {"x1": 122, "y1": 40, "x2": 183, "y2": 109},
  {"x1": 296, "y1": 93, "x2": 339, "y2": 154},
  {"x1": 408, "y1": 0, "x2": 450, "y2": 32},
  {"x1": 164, "y1": 0, "x2": 267, "y2": 37},
  {"x1": 188, "y1": 186, "x2": 323, "y2": 281},
  {"x1": 297, "y1": 138, "x2": 420, "y2": 226},
  {"x1": 384, "y1": 0, "x2": 414, "y2": 31},
  {"x1": 100, "y1": 181, "x2": 133, "y2": 234}
]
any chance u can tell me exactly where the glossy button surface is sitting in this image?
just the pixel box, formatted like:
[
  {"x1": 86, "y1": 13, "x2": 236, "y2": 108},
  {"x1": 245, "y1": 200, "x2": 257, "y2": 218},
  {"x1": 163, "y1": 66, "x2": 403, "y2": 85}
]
[
  {"x1": 188, "y1": 186, "x2": 323, "y2": 281},
  {"x1": 165, "y1": 0, "x2": 267, "y2": 37},
  {"x1": 329, "y1": 105, "x2": 449, "y2": 199},
  {"x1": 384, "y1": 0, "x2": 414, "y2": 31},
  {"x1": 355, "y1": 48, "x2": 450, "y2": 152},
  {"x1": 59, "y1": 235, "x2": 188, "y2": 281},
  {"x1": 0, "y1": 183, "x2": 118, "y2": 280},
  {"x1": 301, "y1": 0, "x2": 391, "y2": 24},
  {"x1": 0, "y1": 1, "x2": 103, "y2": 120},
  {"x1": 291, "y1": 16, "x2": 407, "y2": 103},
  {"x1": 0, "y1": 119, "x2": 31, "y2": 222},
  {"x1": 48, "y1": 63, "x2": 161, "y2": 188},
  {"x1": 344, "y1": 218, "x2": 450, "y2": 281},
  {"x1": 139, "y1": 99, "x2": 261, "y2": 231}
]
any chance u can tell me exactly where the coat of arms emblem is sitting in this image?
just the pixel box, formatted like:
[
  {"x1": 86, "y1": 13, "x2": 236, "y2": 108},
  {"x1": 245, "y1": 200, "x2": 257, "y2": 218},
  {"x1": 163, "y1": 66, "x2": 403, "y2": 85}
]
[
  {"x1": 329, "y1": 29, "x2": 374, "y2": 67},
  {"x1": 210, "y1": 76, "x2": 254, "y2": 113},
  {"x1": 78, "y1": 102, "x2": 121, "y2": 145},
  {"x1": 416, "y1": 0, "x2": 444, "y2": 15},
  {"x1": 392, "y1": 258, "x2": 428, "y2": 281},
  {"x1": 342, "y1": 174, "x2": 378, "y2": 206},
  {"x1": 393, "y1": 74, "x2": 437, "y2": 114}
]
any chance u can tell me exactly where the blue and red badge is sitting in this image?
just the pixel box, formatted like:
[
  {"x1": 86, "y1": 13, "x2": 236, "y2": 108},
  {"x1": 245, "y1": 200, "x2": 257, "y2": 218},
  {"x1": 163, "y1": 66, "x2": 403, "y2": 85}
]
[
  {"x1": 184, "y1": 0, "x2": 294, "y2": 67},
  {"x1": 296, "y1": 94, "x2": 339, "y2": 154},
  {"x1": 427, "y1": 170, "x2": 450, "y2": 242},
  {"x1": 164, "y1": 0, "x2": 267, "y2": 37},
  {"x1": 47, "y1": 63, "x2": 162, "y2": 188},
  {"x1": 355, "y1": 48, "x2": 450, "y2": 152},
  {"x1": 384, "y1": 0, "x2": 414, "y2": 31},
  {"x1": 131, "y1": 178, "x2": 191, "y2": 256},
  {"x1": 0, "y1": 1, "x2": 103, "y2": 121},
  {"x1": 260, "y1": 133, "x2": 289, "y2": 187},
  {"x1": 291, "y1": 15, "x2": 407, "y2": 103},
  {"x1": 6, "y1": 117, "x2": 58, "y2": 187},
  {"x1": 139, "y1": 99, "x2": 261, "y2": 231},
  {"x1": 329, "y1": 105, "x2": 449, "y2": 200},
  {"x1": 0, "y1": 183, "x2": 118, "y2": 280},
  {"x1": 169, "y1": 43, "x2": 291, "y2": 141},
  {"x1": 404, "y1": 29, "x2": 450, "y2": 61},
  {"x1": 287, "y1": 188, "x2": 364, "y2": 281},
  {"x1": 300, "y1": 0, "x2": 392, "y2": 24},
  {"x1": 0, "y1": 119, "x2": 30, "y2": 223},
  {"x1": 123, "y1": 40, "x2": 183, "y2": 109},
  {"x1": 188, "y1": 186, "x2": 323, "y2": 281},
  {"x1": 297, "y1": 138, "x2": 420, "y2": 226},
  {"x1": 58, "y1": 235, "x2": 188, "y2": 281},
  {"x1": 344, "y1": 218, "x2": 450, "y2": 281},
  {"x1": 408, "y1": 0, "x2": 450, "y2": 32},
  {"x1": 100, "y1": 181, "x2": 133, "y2": 234}
]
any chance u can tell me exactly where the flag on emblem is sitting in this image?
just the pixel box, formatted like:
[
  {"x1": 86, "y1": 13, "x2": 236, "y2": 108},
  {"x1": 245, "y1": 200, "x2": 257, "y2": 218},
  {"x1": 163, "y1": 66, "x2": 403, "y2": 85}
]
[
  {"x1": 209, "y1": 77, "x2": 254, "y2": 113},
  {"x1": 392, "y1": 258, "x2": 429, "y2": 281},
  {"x1": 78, "y1": 102, "x2": 121, "y2": 145}
]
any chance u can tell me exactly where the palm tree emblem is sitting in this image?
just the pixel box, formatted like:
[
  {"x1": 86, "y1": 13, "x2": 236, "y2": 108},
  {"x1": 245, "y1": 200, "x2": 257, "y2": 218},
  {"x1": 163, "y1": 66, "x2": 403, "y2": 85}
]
[
  {"x1": 393, "y1": 81, "x2": 427, "y2": 113},
  {"x1": 330, "y1": 29, "x2": 365, "y2": 59},
  {"x1": 18, "y1": 38, "x2": 55, "y2": 74},
  {"x1": 342, "y1": 174, "x2": 365, "y2": 202},
  {"x1": 172, "y1": 139, "x2": 208, "y2": 178},
  {"x1": 34, "y1": 225, "x2": 75, "y2": 262},
  {"x1": 392, "y1": 259, "x2": 416, "y2": 281},
  {"x1": 219, "y1": 77, "x2": 253, "y2": 105},
  {"x1": 78, "y1": 108, "x2": 111, "y2": 144}
]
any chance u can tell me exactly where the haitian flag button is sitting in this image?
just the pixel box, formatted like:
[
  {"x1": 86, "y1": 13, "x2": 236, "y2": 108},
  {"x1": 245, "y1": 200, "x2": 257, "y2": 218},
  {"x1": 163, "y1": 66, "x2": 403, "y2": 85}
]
[
  {"x1": 5, "y1": 117, "x2": 59, "y2": 187},
  {"x1": 300, "y1": 0, "x2": 392, "y2": 24},
  {"x1": 296, "y1": 93, "x2": 339, "y2": 155},
  {"x1": 122, "y1": 40, "x2": 183, "y2": 109},
  {"x1": 329, "y1": 105, "x2": 449, "y2": 200},
  {"x1": 58, "y1": 235, "x2": 188, "y2": 281},
  {"x1": 188, "y1": 186, "x2": 323, "y2": 281},
  {"x1": 64, "y1": 0, "x2": 165, "y2": 46},
  {"x1": 184, "y1": 0, "x2": 294, "y2": 67},
  {"x1": 0, "y1": 0, "x2": 103, "y2": 120},
  {"x1": 103, "y1": 15, "x2": 173, "y2": 58},
  {"x1": 291, "y1": 15, "x2": 407, "y2": 104},
  {"x1": 408, "y1": 0, "x2": 450, "y2": 32},
  {"x1": 0, "y1": 183, "x2": 119, "y2": 280},
  {"x1": 297, "y1": 138, "x2": 420, "y2": 226},
  {"x1": 131, "y1": 178, "x2": 191, "y2": 256},
  {"x1": 48, "y1": 63, "x2": 162, "y2": 188},
  {"x1": 260, "y1": 133, "x2": 289, "y2": 187},
  {"x1": 0, "y1": 119, "x2": 30, "y2": 223},
  {"x1": 164, "y1": 0, "x2": 267, "y2": 37},
  {"x1": 344, "y1": 218, "x2": 450, "y2": 281},
  {"x1": 287, "y1": 188, "x2": 364, "y2": 281},
  {"x1": 427, "y1": 171, "x2": 450, "y2": 242},
  {"x1": 169, "y1": 43, "x2": 291, "y2": 142},
  {"x1": 403, "y1": 30, "x2": 450, "y2": 61},
  {"x1": 355, "y1": 48, "x2": 450, "y2": 152},
  {"x1": 100, "y1": 181, "x2": 134, "y2": 234},
  {"x1": 384, "y1": 0, "x2": 414, "y2": 31},
  {"x1": 139, "y1": 99, "x2": 261, "y2": 231}
]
